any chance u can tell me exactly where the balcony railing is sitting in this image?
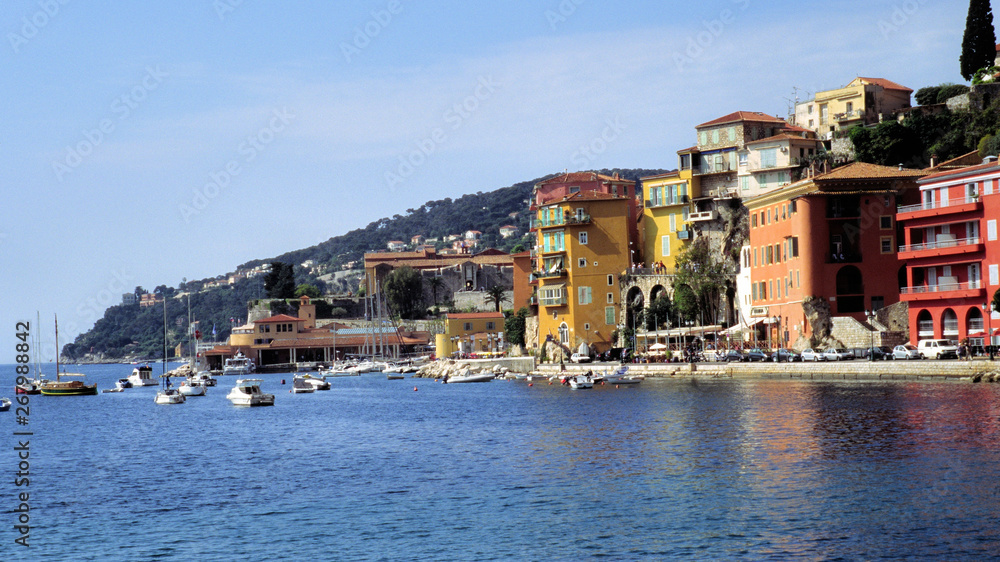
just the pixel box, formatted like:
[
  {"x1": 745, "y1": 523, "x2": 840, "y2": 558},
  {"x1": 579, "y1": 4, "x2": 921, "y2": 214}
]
[
  {"x1": 900, "y1": 280, "x2": 982, "y2": 294},
  {"x1": 918, "y1": 321, "x2": 934, "y2": 332},
  {"x1": 969, "y1": 318, "x2": 984, "y2": 331},
  {"x1": 898, "y1": 236, "x2": 981, "y2": 253},
  {"x1": 834, "y1": 109, "x2": 865, "y2": 122},
  {"x1": 539, "y1": 296, "x2": 567, "y2": 306},
  {"x1": 689, "y1": 210, "x2": 716, "y2": 222},
  {"x1": 694, "y1": 161, "x2": 733, "y2": 175},
  {"x1": 533, "y1": 268, "x2": 566, "y2": 279},
  {"x1": 898, "y1": 196, "x2": 981, "y2": 214},
  {"x1": 749, "y1": 156, "x2": 802, "y2": 172},
  {"x1": 565, "y1": 213, "x2": 591, "y2": 225}
]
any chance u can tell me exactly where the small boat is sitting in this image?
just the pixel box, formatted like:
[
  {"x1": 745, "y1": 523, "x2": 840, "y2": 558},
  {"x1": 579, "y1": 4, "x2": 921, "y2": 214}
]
[
  {"x1": 102, "y1": 379, "x2": 132, "y2": 393},
  {"x1": 190, "y1": 372, "x2": 217, "y2": 387},
  {"x1": 601, "y1": 366, "x2": 643, "y2": 385},
  {"x1": 128, "y1": 365, "x2": 158, "y2": 387},
  {"x1": 298, "y1": 374, "x2": 330, "y2": 390},
  {"x1": 223, "y1": 353, "x2": 256, "y2": 376},
  {"x1": 15, "y1": 378, "x2": 44, "y2": 395},
  {"x1": 443, "y1": 369, "x2": 494, "y2": 383},
  {"x1": 39, "y1": 316, "x2": 98, "y2": 396},
  {"x1": 386, "y1": 373, "x2": 405, "y2": 380},
  {"x1": 155, "y1": 375, "x2": 186, "y2": 404},
  {"x1": 567, "y1": 372, "x2": 594, "y2": 390},
  {"x1": 226, "y1": 379, "x2": 275, "y2": 406},
  {"x1": 177, "y1": 379, "x2": 206, "y2": 397},
  {"x1": 291, "y1": 376, "x2": 316, "y2": 394},
  {"x1": 0, "y1": 397, "x2": 11, "y2": 412}
]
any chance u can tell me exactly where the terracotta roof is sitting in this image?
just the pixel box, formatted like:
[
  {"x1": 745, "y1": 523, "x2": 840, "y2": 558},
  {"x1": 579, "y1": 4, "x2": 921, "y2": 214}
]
[
  {"x1": 256, "y1": 314, "x2": 304, "y2": 323},
  {"x1": 856, "y1": 77, "x2": 913, "y2": 93},
  {"x1": 746, "y1": 133, "x2": 822, "y2": 145},
  {"x1": 815, "y1": 162, "x2": 926, "y2": 181},
  {"x1": 677, "y1": 145, "x2": 699, "y2": 154},
  {"x1": 557, "y1": 191, "x2": 630, "y2": 203},
  {"x1": 780, "y1": 125, "x2": 812, "y2": 133},
  {"x1": 926, "y1": 150, "x2": 982, "y2": 171},
  {"x1": 446, "y1": 312, "x2": 504, "y2": 319},
  {"x1": 535, "y1": 172, "x2": 632, "y2": 186},
  {"x1": 919, "y1": 159, "x2": 1000, "y2": 183},
  {"x1": 696, "y1": 111, "x2": 786, "y2": 128},
  {"x1": 500, "y1": 225, "x2": 518, "y2": 229}
]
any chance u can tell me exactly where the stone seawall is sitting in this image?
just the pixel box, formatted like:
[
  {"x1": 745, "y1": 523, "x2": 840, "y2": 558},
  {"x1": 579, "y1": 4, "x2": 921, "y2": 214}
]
[{"x1": 535, "y1": 361, "x2": 999, "y2": 381}]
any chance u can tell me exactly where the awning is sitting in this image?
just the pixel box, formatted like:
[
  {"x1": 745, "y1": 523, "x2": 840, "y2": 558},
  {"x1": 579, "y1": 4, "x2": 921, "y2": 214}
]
[{"x1": 722, "y1": 318, "x2": 764, "y2": 334}]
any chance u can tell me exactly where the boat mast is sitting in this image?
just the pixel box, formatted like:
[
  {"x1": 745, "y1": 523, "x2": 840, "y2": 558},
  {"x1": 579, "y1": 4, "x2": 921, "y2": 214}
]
[
  {"x1": 54, "y1": 313, "x2": 60, "y2": 380},
  {"x1": 163, "y1": 297, "x2": 168, "y2": 377}
]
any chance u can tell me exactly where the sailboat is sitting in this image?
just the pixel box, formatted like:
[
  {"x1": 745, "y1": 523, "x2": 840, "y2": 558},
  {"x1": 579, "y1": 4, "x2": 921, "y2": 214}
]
[
  {"x1": 39, "y1": 315, "x2": 97, "y2": 396},
  {"x1": 154, "y1": 298, "x2": 185, "y2": 404},
  {"x1": 16, "y1": 312, "x2": 48, "y2": 395}
]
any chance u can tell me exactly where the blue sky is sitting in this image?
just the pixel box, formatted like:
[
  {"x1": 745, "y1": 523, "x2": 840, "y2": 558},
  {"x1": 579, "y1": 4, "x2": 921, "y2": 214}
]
[{"x1": 0, "y1": 0, "x2": 989, "y2": 361}]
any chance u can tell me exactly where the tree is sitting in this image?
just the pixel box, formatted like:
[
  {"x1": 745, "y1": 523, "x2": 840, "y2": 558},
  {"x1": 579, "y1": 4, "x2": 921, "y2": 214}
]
[
  {"x1": 961, "y1": 0, "x2": 997, "y2": 80},
  {"x1": 428, "y1": 276, "x2": 445, "y2": 305},
  {"x1": 294, "y1": 284, "x2": 321, "y2": 298},
  {"x1": 264, "y1": 262, "x2": 296, "y2": 299},
  {"x1": 672, "y1": 284, "x2": 699, "y2": 324},
  {"x1": 645, "y1": 294, "x2": 672, "y2": 331},
  {"x1": 383, "y1": 267, "x2": 424, "y2": 319},
  {"x1": 915, "y1": 85, "x2": 942, "y2": 106},
  {"x1": 504, "y1": 307, "x2": 530, "y2": 347},
  {"x1": 992, "y1": 287, "x2": 1000, "y2": 317},
  {"x1": 485, "y1": 285, "x2": 507, "y2": 312},
  {"x1": 673, "y1": 237, "x2": 728, "y2": 324}
]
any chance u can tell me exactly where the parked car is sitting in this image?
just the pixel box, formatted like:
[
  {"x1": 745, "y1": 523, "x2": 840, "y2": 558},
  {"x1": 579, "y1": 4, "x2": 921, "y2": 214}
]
[
  {"x1": 771, "y1": 349, "x2": 801, "y2": 362},
  {"x1": 724, "y1": 350, "x2": 745, "y2": 362},
  {"x1": 917, "y1": 339, "x2": 959, "y2": 359},
  {"x1": 893, "y1": 344, "x2": 922, "y2": 360},
  {"x1": 801, "y1": 348, "x2": 826, "y2": 361},
  {"x1": 570, "y1": 353, "x2": 592, "y2": 363},
  {"x1": 599, "y1": 347, "x2": 634, "y2": 363},
  {"x1": 862, "y1": 346, "x2": 894, "y2": 360},
  {"x1": 823, "y1": 348, "x2": 854, "y2": 361},
  {"x1": 745, "y1": 348, "x2": 771, "y2": 362}
]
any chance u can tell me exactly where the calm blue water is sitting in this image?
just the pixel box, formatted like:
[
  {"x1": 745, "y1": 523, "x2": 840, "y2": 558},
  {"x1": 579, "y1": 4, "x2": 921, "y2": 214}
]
[{"x1": 3, "y1": 363, "x2": 1000, "y2": 560}]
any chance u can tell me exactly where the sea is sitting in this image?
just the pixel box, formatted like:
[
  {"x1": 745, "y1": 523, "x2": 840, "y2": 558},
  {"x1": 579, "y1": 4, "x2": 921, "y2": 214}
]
[{"x1": 2, "y1": 362, "x2": 1000, "y2": 561}]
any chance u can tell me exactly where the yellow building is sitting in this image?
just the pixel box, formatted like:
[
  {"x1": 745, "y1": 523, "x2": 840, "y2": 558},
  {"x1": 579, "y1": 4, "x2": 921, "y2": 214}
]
[
  {"x1": 640, "y1": 170, "x2": 699, "y2": 271},
  {"x1": 534, "y1": 192, "x2": 632, "y2": 353},
  {"x1": 437, "y1": 312, "x2": 505, "y2": 356},
  {"x1": 794, "y1": 77, "x2": 912, "y2": 137}
]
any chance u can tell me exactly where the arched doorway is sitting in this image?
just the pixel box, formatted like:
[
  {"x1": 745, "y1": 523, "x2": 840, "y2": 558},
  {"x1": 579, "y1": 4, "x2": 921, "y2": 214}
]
[
  {"x1": 942, "y1": 308, "x2": 958, "y2": 340},
  {"x1": 967, "y1": 307, "x2": 984, "y2": 349},
  {"x1": 916, "y1": 309, "x2": 934, "y2": 339},
  {"x1": 836, "y1": 265, "x2": 864, "y2": 313},
  {"x1": 558, "y1": 322, "x2": 569, "y2": 345}
]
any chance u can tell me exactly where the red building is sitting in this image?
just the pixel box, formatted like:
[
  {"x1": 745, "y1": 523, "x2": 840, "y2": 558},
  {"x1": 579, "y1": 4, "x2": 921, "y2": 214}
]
[{"x1": 898, "y1": 155, "x2": 1000, "y2": 347}]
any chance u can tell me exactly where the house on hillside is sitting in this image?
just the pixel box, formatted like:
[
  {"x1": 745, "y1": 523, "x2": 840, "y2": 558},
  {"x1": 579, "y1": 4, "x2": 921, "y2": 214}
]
[
  {"x1": 387, "y1": 240, "x2": 406, "y2": 252},
  {"x1": 499, "y1": 225, "x2": 519, "y2": 238},
  {"x1": 793, "y1": 77, "x2": 913, "y2": 139}
]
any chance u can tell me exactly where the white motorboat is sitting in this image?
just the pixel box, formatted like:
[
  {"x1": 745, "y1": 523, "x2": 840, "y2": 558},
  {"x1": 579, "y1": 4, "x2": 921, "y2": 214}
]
[
  {"x1": 154, "y1": 376, "x2": 186, "y2": 404},
  {"x1": 190, "y1": 372, "x2": 217, "y2": 387},
  {"x1": 178, "y1": 379, "x2": 206, "y2": 396},
  {"x1": 102, "y1": 379, "x2": 132, "y2": 393},
  {"x1": 226, "y1": 379, "x2": 275, "y2": 406},
  {"x1": 128, "y1": 365, "x2": 158, "y2": 387},
  {"x1": 386, "y1": 373, "x2": 405, "y2": 380},
  {"x1": 291, "y1": 376, "x2": 316, "y2": 394},
  {"x1": 347, "y1": 360, "x2": 382, "y2": 374},
  {"x1": 568, "y1": 373, "x2": 594, "y2": 390},
  {"x1": 298, "y1": 374, "x2": 330, "y2": 390},
  {"x1": 0, "y1": 397, "x2": 10, "y2": 412},
  {"x1": 443, "y1": 369, "x2": 494, "y2": 383},
  {"x1": 601, "y1": 366, "x2": 643, "y2": 385},
  {"x1": 223, "y1": 353, "x2": 255, "y2": 376}
]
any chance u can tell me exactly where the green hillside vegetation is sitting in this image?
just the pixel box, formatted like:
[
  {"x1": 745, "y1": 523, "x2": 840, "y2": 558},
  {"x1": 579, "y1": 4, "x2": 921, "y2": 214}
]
[{"x1": 64, "y1": 168, "x2": 666, "y2": 360}]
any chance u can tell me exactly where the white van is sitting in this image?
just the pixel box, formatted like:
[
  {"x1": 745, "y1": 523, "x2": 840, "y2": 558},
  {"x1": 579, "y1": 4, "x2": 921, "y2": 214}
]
[{"x1": 917, "y1": 339, "x2": 958, "y2": 359}]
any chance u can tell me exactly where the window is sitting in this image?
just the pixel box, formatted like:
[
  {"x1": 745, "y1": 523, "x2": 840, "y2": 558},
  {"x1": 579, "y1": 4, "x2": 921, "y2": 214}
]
[
  {"x1": 578, "y1": 286, "x2": 592, "y2": 305},
  {"x1": 796, "y1": 270, "x2": 800, "y2": 287},
  {"x1": 871, "y1": 296, "x2": 884, "y2": 311},
  {"x1": 769, "y1": 280, "x2": 774, "y2": 299},
  {"x1": 712, "y1": 129, "x2": 719, "y2": 143},
  {"x1": 486, "y1": 322, "x2": 495, "y2": 330},
  {"x1": 669, "y1": 214, "x2": 676, "y2": 232},
  {"x1": 753, "y1": 248, "x2": 758, "y2": 267},
  {"x1": 880, "y1": 236, "x2": 894, "y2": 254},
  {"x1": 728, "y1": 126, "x2": 736, "y2": 141},
  {"x1": 991, "y1": 264, "x2": 999, "y2": 286},
  {"x1": 967, "y1": 182, "x2": 978, "y2": 202},
  {"x1": 790, "y1": 200, "x2": 797, "y2": 213},
  {"x1": 662, "y1": 235, "x2": 671, "y2": 257},
  {"x1": 579, "y1": 231, "x2": 588, "y2": 245},
  {"x1": 760, "y1": 148, "x2": 777, "y2": 169},
  {"x1": 578, "y1": 258, "x2": 587, "y2": 268},
  {"x1": 739, "y1": 153, "x2": 748, "y2": 167},
  {"x1": 751, "y1": 214, "x2": 757, "y2": 227},
  {"x1": 607, "y1": 274, "x2": 614, "y2": 285},
  {"x1": 752, "y1": 284, "x2": 758, "y2": 301},
  {"x1": 846, "y1": 101, "x2": 853, "y2": 113},
  {"x1": 464, "y1": 322, "x2": 472, "y2": 331},
  {"x1": 989, "y1": 220, "x2": 997, "y2": 241},
  {"x1": 741, "y1": 175, "x2": 749, "y2": 191},
  {"x1": 607, "y1": 292, "x2": 614, "y2": 304},
  {"x1": 791, "y1": 237, "x2": 799, "y2": 257},
  {"x1": 584, "y1": 323, "x2": 590, "y2": 331},
  {"x1": 569, "y1": 186, "x2": 580, "y2": 193},
  {"x1": 880, "y1": 216, "x2": 892, "y2": 229},
  {"x1": 605, "y1": 307, "x2": 615, "y2": 325},
  {"x1": 767, "y1": 209, "x2": 772, "y2": 224}
]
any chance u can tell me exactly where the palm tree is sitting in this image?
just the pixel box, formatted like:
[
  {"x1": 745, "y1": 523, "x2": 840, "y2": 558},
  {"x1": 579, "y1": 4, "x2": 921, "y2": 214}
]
[
  {"x1": 485, "y1": 285, "x2": 507, "y2": 312},
  {"x1": 428, "y1": 277, "x2": 444, "y2": 305}
]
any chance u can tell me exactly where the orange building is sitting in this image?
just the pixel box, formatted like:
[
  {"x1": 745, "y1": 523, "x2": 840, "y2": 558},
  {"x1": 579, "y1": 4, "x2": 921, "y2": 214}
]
[{"x1": 745, "y1": 162, "x2": 925, "y2": 347}]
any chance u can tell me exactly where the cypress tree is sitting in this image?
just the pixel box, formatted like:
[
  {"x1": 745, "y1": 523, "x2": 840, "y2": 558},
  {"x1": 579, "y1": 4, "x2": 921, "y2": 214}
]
[{"x1": 960, "y1": 0, "x2": 997, "y2": 80}]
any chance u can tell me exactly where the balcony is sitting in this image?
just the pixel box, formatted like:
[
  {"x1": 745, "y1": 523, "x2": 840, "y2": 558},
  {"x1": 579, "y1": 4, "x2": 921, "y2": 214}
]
[
  {"x1": 900, "y1": 279, "x2": 985, "y2": 301},
  {"x1": 898, "y1": 236, "x2": 983, "y2": 260},
  {"x1": 897, "y1": 196, "x2": 982, "y2": 219},
  {"x1": 749, "y1": 156, "x2": 802, "y2": 172},
  {"x1": 693, "y1": 161, "x2": 733, "y2": 176},
  {"x1": 565, "y1": 213, "x2": 591, "y2": 225},
  {"x1": 834, "y1": 109, "x2": 865, "y2": 122},
  {"x1": 531, "y1": 218, "x2": 564, "y2": 229},
  {"x1": 688, "y1": 210, "x2": 717, "y2": 222},
  {"x1": 533, "y1": 268, "x2": 567, "y2": 279},
  {"x1": 539, "y1": 295, "x2": 567, "y2": 307}
]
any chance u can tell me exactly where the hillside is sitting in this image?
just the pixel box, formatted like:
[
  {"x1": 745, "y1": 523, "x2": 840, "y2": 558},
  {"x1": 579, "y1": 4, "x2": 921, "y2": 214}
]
[{"x1": 64, "y1": 168, "x2": 667, "y2": 361}]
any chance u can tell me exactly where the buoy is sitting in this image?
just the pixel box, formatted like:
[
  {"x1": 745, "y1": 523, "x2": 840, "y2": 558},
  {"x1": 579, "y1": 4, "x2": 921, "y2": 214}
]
[
  {"x1": 414, "y1": 386, "x2": 418, "y2": 391},
  {"x1": 528, "y1": 383, "x2": 533, "y2": 387},
  {"x1": 548, "y1": 381, "x2": 552, "y2": 385},
  {"x1": 615, "y1": 384, "x2": 620, "y2": 389},
  {"x1": 281, "y1": 379, "x2": 285, "y2": 384}
]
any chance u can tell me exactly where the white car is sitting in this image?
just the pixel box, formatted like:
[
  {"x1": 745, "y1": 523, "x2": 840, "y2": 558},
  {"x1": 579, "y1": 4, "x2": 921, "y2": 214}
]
[
  {"x1": 893, "y1": 344, "x2": 922, "y2": 360},
  {"x1": 801, "y1": 348, "x2": 826, "y2": 361},
  {"x1": 917, "y1": 339, "x2": 958, "y2": 359},
  {"x1": 570, "y1": 353, "x2": 592, "y2": 363},
  {"x1": 823, "y1": 348, "x2": 854, "y2": 361}
]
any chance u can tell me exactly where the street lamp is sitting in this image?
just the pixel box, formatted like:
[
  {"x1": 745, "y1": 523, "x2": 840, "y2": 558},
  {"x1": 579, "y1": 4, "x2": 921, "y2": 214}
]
[
  {"x1": 865, "y1": 309, "x2": 875, "y2": 362},
  {"x1": 771, "y1": 316, "x2": 781, "y2": 360},
  {"x1": 984, "y1": 302, "x2": 994, "y2": 361}
]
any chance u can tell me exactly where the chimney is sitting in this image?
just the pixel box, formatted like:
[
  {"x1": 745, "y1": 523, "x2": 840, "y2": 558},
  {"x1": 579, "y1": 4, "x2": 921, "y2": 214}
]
[
  {"x1": 929, "y1": 154, "x2": 938, "y2": 168},
  {"x1": 898, "y1": 163, "x2": 904, "y2": 171}
]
